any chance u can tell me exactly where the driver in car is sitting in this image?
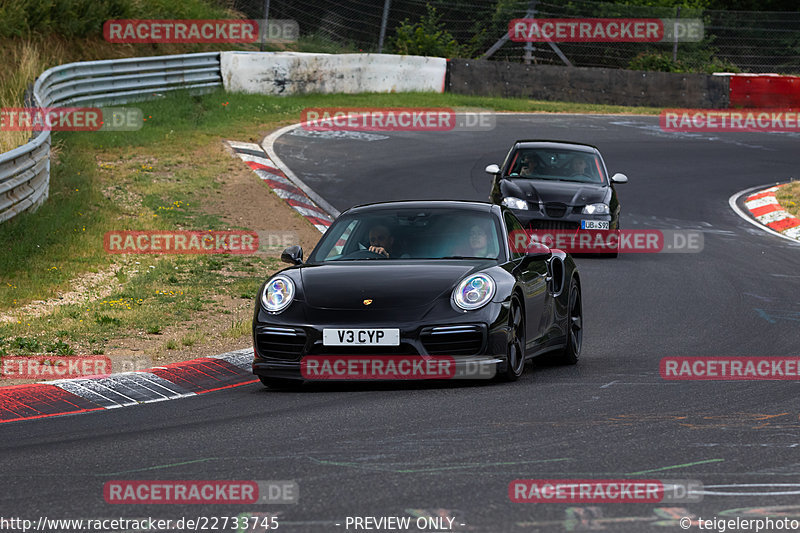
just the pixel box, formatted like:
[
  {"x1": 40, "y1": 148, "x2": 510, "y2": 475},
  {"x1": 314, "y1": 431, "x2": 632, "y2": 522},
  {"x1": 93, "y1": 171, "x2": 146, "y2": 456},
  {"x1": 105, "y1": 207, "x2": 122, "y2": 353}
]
[
  {"x1": 368, "y1": 224, "x2": 396, "y2": 257},
  {"x1": 519, "y1": 155, "x2": 541, "y2": 178}
]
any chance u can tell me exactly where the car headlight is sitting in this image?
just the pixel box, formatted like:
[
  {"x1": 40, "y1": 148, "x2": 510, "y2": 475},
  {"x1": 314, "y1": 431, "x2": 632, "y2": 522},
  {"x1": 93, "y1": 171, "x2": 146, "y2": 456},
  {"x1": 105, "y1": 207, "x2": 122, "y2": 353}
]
[
  {"x1": 453, "y1": 274, "x2": 496, "y2": 311},
  {"x1": 261, "y1": 275, "x2": 295, "y2": 313},
  {"x1": 582, "y1": 203, "x2": 610, "y2": 215},
  {"x1": 502, "y1": 197, "x2": 529, "y2": 210}
]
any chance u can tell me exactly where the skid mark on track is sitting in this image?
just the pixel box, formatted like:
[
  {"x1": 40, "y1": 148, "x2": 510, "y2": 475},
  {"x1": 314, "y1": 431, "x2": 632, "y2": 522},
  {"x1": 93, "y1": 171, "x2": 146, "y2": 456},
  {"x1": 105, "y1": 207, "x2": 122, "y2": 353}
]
[
  {"x1": 305, "y1": 456, "x2": 569, "y2": 474},
  {"x1": 626, "y1": 459, "x2": 724, "y2": 476},
  {"x1": 98, "y1": 457, "x2": 219, "y2": 476}
]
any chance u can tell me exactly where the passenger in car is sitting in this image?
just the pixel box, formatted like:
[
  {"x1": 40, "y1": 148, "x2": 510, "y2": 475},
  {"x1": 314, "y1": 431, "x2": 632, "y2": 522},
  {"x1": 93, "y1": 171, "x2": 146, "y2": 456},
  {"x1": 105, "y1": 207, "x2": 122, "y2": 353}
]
[{"x1": 449, "y1": 224, "x2": 496, "y2": 258}]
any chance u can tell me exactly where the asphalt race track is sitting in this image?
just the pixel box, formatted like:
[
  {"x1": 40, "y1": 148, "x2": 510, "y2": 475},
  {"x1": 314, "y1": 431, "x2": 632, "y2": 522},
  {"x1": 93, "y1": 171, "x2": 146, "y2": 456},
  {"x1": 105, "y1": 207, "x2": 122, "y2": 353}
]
[{"x1": 3, "y1": 114, "x2": 800, "y2": 532}]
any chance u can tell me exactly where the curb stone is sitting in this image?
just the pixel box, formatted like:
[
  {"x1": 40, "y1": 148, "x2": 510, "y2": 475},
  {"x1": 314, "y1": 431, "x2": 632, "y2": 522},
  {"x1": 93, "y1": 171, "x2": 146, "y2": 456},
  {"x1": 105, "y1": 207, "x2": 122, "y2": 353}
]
[{"x1": 0, "y1": 349, "x2": 257, "y2": 424}]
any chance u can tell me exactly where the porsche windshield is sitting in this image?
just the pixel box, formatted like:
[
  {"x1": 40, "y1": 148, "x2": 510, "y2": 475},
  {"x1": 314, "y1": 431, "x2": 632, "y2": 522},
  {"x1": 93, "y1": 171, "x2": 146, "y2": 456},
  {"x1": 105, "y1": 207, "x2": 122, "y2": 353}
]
[
  {"x1": 309, "y1": 208, "x2": 503, "y2": 262},
  {"x1": 507, "y1": 148, "x2": 606, "y2": 184}
]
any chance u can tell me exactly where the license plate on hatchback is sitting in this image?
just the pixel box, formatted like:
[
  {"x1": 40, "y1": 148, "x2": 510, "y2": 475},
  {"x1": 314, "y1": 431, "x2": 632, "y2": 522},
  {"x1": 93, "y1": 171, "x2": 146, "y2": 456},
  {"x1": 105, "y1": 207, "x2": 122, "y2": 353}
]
[{"x1": 581, "y1": 220, "x2": 609, "y2": 230}]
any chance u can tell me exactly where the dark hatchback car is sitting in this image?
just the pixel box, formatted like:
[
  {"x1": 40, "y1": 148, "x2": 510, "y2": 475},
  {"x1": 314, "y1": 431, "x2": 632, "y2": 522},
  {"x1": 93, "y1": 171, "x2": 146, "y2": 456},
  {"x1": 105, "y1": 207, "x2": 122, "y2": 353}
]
[
  {"x1": 252, "y1": 201, "x2": 582, "y2": 388},
  {"x1": 485, "y1": 140, "x2": 628, "y2": 231}
]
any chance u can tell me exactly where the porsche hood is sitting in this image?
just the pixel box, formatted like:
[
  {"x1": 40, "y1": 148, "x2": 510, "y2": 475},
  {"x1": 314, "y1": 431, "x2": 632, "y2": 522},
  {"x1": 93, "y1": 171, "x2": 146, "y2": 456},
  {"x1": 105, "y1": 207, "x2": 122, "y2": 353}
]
[{"x1": 299, "y1": 262, "x2": 484, "y2": 310}]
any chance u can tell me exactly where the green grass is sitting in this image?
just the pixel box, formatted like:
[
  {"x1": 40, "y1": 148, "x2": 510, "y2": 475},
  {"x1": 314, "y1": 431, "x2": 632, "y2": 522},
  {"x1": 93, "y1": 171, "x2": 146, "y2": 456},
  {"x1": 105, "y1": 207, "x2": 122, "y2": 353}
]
[
  {"x1": 776, "y1": 181, "x2": 800, "y2": 219},
  {"x1": 0, "y1": 0, "x2": 233, "y2": 39},
  {"x1": 0, "y1": 89, "x2": 661, "y2": 355},
  {"x1": 222, "y1": 317, "x2": 251, "y2": 339}
]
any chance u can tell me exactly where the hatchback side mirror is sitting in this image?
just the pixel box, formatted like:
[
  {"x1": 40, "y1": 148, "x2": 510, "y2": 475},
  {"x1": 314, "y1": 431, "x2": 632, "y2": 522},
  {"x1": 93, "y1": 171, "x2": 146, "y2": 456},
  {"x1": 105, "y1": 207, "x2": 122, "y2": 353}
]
[
  {"x1": 611, "y1": 173, "x2": 628, "y2": 184},
  {"x1": 281, "y1": 245, "x2": 303, "y2": 265},
  {"x1": 485, "y1": 164, "x2": 500, "y2": 175}
]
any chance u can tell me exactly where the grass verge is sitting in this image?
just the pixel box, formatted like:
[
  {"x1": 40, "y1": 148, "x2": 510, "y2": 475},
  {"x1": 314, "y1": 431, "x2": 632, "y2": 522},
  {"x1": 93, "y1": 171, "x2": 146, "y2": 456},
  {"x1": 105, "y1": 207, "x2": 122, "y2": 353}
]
[{"x1": 776, "y1": 181, "x2": 800, "y2": 219}]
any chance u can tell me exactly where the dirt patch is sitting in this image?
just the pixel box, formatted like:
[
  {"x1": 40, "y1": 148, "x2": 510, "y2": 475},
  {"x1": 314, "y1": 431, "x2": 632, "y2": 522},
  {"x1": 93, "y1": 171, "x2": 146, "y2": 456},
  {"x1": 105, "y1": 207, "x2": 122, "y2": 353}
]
[
  {"x1": 213, "y1": 141, "x2": 323, "y2": 253},
  {"x1": 0, "y1": 261, "x2": 131, "y2": 324}
]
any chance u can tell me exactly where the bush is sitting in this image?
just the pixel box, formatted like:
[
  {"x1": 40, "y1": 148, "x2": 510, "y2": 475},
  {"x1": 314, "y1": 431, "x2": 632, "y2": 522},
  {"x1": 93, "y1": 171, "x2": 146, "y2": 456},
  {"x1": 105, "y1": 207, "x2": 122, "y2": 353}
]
[
  {"x1": 388, "y1": 5, "x2": 463, "y2": 58},
  {"x1": 628, "y1": 50, "x2": 742, "y2": 74},
  {"x1": 628, "y1": 51, "x2": 685, "y2": 72},
  {"x1": 0, "y1": 0, "x2": 230, "y2": 38}
]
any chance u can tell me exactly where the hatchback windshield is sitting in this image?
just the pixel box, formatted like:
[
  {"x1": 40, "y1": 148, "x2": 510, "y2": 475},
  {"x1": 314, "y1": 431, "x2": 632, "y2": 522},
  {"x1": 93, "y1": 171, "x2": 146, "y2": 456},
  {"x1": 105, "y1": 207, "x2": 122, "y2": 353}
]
[{"x1": 507, "y1": 148, "x2": 606, "y2": 184}]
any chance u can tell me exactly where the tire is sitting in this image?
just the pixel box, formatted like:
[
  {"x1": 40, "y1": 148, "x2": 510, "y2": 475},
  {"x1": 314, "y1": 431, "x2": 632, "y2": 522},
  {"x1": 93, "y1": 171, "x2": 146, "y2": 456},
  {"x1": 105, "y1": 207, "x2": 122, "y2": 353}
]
[
  {"x1": 259, "y1": 376, "x2": 302, "y2": 389},
  {"x1": 500, "y1": 296, "x2": 526, "y2": 381},
  {"x1": 556, "y1": 279, "x2": 582, "y2": 365},
  {"x1": 609, "y1": 224, "x2": 620, "y2": 258}
]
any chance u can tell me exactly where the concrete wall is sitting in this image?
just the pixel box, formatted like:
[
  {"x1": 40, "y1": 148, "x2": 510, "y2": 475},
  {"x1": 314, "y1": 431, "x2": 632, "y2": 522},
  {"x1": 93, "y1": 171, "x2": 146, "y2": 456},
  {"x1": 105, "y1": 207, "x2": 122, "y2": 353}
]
[
  {"x1": 447, "y1": 59, "x2": 729, "y2": 109},
  {"x1": 221, "y1": 52, "x2": 447, "y2": 95}
]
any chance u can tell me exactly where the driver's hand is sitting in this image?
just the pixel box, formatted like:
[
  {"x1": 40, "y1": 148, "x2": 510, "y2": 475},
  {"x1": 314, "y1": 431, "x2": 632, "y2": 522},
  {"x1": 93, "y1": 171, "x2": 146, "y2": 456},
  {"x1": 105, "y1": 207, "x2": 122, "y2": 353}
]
[{"x1": 369, "y1": 246, "x2": 389, "y2": 257}]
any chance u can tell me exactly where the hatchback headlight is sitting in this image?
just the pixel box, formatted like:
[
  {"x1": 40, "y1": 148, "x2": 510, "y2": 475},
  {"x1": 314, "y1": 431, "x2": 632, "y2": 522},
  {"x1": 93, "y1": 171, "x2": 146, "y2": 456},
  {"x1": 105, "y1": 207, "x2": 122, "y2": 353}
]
[
  {"x1": 261, "y1": 275, "x2": 295, "y2": 313},
  {"x1": 582, "y1": 203, "x2": 610, "y2": 215},
  {"x1": 453, "y1": 274, "x2": 496, "y2": 311},
  {"x1": 502, "y1": 197, "x2": 529, "y2": 210}
]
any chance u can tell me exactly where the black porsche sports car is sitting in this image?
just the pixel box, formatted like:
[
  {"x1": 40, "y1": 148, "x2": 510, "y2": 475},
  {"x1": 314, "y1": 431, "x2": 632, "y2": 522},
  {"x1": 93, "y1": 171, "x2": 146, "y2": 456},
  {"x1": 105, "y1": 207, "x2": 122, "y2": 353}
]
[
  {"x1": 485, "y1": 140, "x2": 628, "y2": 232},
  {"x1": 252, "y1": 201, "x2": 582, "y2": 388}
]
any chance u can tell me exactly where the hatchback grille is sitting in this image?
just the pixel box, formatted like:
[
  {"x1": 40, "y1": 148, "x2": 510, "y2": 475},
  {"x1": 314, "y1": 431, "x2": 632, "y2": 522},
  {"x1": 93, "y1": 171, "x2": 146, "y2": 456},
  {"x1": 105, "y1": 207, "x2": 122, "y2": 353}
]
[
  {"x1": 529, "y1": 220, "x2": 580, "y2": 230},
  {"x1": 544, "y1": 202, "x2": 568, "y2": 218},
  {"x1": 256, "y1": 327, "x2": 306, "y2": 360},
  {"x1": 421, "y1": 325, "x2": 484, "y2": 356}
]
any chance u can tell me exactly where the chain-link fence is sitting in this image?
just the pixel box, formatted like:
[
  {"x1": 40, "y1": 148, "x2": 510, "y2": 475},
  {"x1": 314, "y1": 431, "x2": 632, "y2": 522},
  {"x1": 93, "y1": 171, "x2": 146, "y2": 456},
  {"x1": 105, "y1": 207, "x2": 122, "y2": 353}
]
[{"x1": 227, "y1": 0, "x2": 800, "y2": 74}]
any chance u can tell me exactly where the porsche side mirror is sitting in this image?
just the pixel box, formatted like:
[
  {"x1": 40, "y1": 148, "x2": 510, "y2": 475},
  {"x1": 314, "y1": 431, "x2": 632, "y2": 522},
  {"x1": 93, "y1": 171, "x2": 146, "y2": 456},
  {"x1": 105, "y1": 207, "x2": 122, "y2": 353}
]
[
  {"x1": 281, "y1": 245, "x2": 303, "y2": 265},
  {"x1": 611, "y1": 173, "x2": 628, "y2": 184},
  {"x1": 525, "y1": 241, "x2": 552, "y2": 262},
  {"x1": 485, "y1": 164, "x2": 500, "y2": 176}
]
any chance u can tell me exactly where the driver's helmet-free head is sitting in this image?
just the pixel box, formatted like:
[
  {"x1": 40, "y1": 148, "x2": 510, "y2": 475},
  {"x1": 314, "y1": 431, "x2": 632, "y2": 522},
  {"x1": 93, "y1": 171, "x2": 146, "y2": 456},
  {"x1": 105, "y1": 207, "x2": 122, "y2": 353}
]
[
  {"x1": 369, "y1": 223, "x2": 394, "y2": 248},
  {"x1": 518, "y1": 152, "x2": 543, "y2": 174},
  {"x1": 571, "y1": 155, "x2": 591, "y2": 171}
]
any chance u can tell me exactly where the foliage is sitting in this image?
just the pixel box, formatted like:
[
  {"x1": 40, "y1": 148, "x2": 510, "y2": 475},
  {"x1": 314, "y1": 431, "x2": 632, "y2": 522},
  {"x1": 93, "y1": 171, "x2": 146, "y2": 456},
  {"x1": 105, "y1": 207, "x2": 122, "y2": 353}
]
[
  {"x1": 0, "y1": 0, "x2": 232, "y2": 38},
  {"x1": 388, "y1": 5, "x2": 464, "y2": 58},
  {"x1": 628, "y1": 50, "x2": 740, "y2": 73}
]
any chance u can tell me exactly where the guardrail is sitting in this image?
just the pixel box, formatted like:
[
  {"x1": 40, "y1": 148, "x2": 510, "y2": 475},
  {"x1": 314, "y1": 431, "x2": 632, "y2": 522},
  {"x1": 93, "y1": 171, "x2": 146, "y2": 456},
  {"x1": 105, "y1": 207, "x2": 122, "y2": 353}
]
[{"x1": 0, "y1": 52, "x2": 222, "y2": 223}]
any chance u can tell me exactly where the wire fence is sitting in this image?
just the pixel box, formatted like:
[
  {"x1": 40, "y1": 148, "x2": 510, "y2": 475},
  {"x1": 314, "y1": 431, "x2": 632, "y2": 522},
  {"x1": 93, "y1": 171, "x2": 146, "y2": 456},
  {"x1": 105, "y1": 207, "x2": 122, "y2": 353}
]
[{"x1": 229, "y1": 0, "x2": 800, "y2": 74}]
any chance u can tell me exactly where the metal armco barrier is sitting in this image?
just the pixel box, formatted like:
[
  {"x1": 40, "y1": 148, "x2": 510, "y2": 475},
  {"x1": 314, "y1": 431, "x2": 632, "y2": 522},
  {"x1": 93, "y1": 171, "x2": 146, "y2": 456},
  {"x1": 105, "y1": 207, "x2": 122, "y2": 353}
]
[{"x1": 0, "y1": 52, "x2": 222, "y2": 223}]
